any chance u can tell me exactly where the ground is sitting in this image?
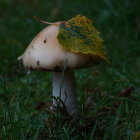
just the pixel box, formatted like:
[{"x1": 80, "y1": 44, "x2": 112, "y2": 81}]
[{"x1": 0, "y1": 0, "x2": 140, "y2": 139}]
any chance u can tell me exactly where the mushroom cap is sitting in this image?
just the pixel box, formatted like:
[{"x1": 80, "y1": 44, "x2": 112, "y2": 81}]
[{"x1": 18, "y1": 25, "x2": 99, "y2": 71}]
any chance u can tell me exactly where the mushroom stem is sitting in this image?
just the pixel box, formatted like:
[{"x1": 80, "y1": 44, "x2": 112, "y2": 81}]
[{"x1": 52, "y1": 71, "x2": 78, "y2": 116}]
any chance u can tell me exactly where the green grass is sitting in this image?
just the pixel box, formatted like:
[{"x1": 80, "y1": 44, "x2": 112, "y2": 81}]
[{"x1": 0, "y1": 0, "x2": 140, "y2": 139}]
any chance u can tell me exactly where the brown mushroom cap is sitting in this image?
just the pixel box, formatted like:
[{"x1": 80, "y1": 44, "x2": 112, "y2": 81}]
[{"x1": 18, "y1": 25, "x2": 99, "y2": 71}]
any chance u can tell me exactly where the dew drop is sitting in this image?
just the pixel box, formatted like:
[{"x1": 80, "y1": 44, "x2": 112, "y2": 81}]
[
  {"x1": 25, "y1": 67, "x2": 31, "y2": 75},
  {"x1": 27, "y1": 70, "x2": 31, "y2": 74}
]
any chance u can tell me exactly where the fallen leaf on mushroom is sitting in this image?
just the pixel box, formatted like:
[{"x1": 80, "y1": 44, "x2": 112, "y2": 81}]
[{"x1": 18, "y1": 15, "x2": 109, "y2": 116}]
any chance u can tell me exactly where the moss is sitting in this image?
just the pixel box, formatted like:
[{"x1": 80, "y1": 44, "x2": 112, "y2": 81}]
[{"x1": 57, "y1": 15, "x2": 109, "y2": 63}]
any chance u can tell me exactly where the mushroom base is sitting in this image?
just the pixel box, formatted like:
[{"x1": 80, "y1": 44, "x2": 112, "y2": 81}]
[{"x1": 52, "y1": 71, "x2": 78, "y2": 116}]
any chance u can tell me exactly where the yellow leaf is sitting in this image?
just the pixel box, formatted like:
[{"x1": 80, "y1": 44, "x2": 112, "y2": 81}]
[{"x1": 57, "y1": 15, "x2": 109, "y2": 63}]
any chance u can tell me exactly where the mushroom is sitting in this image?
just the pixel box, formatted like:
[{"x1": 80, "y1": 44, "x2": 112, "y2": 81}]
[{"x1": 18, "y1": 15, "x2": 108, "y2": 116}]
